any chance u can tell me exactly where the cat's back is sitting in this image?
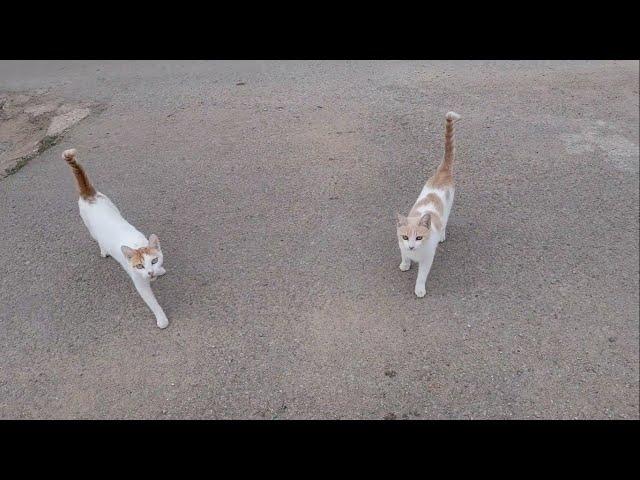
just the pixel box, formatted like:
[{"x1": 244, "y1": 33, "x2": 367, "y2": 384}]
[
  {"x1": 416, "y1": 183, "x2": 453, "y2": 207},
  {"x1": 79, "y1": 192, "x2": 142, "y2": 239},
  {"x1": 78, "y1": 192, "x2": 121, "y2": 220},
  {"x1": 79, "y1": 193, "x2": 148, "y2": 261}
]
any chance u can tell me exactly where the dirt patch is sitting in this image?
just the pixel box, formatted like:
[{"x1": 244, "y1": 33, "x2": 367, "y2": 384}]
[{"x1": 0, "y1": 90, "x2": 101, "y2": 178}]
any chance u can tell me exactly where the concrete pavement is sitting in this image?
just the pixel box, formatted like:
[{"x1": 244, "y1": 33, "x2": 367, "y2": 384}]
[{"x1": 0, "y1": 61, "x2": 638, "y2": 419}]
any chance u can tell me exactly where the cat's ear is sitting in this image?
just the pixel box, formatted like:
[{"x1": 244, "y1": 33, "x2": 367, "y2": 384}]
[
  {"x1": 396, "y1": 214, "x2": 408, "y2": 227},
  {"x1": 149, "y1": 234, "x2": 160, "y2": 249},
  {"x1": 419, "y1": 212, "x2": 431, "y2": 228},
  {"x1": 121, "y1": 245, "x2": 136, "y2": 259}
]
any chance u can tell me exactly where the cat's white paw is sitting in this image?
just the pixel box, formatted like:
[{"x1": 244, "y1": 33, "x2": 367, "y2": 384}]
[
  {"x1": 439, "y1": 231, "x2": 446, "y2": 243},
  {"x1": 100, "y1": 250, "x2": 109, "y2": 258},
  {"x1": 156, "y1": 317, "x2": 169, "y2": 329},
  {"x1": 399, "y1": 261, "x2": 410, "y2": 271},
  {"x1": 415, "y1": 285, "x2": 426, "y2": 298}
]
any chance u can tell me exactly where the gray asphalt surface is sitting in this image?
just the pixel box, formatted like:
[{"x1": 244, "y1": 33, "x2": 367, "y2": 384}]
[{"x1": 0, "y1": 61, "x2": 638, "y2": 419}]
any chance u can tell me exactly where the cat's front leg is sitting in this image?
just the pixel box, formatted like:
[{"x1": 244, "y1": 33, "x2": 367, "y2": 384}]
[
  {"x1": 399, "y1": 251, "x2": 411, "y2": 271},
  {"x1": 414, "y1": 250, "x2": 436, "y2": 298},
  {"x1": 132, "y1": 277, "x2": 169, "y2": 329}
]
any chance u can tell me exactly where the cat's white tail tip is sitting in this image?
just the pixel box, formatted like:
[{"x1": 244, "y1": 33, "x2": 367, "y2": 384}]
[
  {"x1": 62, "y1": 148, "x2": 77, "y2": 161},
  {"x1": 446, "y1": 111, "x2": 461, "y2": 122}
]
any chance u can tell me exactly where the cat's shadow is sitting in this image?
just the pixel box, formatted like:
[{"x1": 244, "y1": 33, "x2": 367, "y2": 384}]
[{"x1": 390, "y1": 221, "x2": 489, "y2": 298}]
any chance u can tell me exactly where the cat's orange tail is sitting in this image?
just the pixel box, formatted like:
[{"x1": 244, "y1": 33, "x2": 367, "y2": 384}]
[
  {"x1": 62, "y1": 148, "x2": 96, "y2": 200},
  {"x1": 439, "y1": 111, "x2": 461, "y2": 172}
]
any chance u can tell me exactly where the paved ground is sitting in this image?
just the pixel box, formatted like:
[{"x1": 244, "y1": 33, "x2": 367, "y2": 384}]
[{"x1": 0, "y1": 61, "x2": 638, "y2": 419}]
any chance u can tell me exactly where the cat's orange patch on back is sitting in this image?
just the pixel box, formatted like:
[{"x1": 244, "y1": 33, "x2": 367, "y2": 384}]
[{"x1": 410, "y1": 193, "x2": 444, "y2": 217}]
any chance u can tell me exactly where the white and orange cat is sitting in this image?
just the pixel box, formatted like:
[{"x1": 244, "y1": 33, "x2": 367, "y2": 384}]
[
  {"x1": 397, "y1": 111, "x2": 461, "y2": 297},
  {"x1": 62, "y1": 149, "x2": 169, "y2": 328}
]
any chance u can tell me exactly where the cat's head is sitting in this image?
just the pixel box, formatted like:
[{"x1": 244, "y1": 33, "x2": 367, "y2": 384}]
[
  {"x1": 396, "y1": 213, "x2": 432, "y2": 251},
  {"x1": 121, "y1": 234, "x2": 164, "y2": 281}
]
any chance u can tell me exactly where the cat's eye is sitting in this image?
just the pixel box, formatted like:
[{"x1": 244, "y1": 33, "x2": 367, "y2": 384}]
[
  {"x1": 416, "y1": 236, "x2": 423, "y2": 241},
  {"x1": 135, "y1": 264, "x2": 144, "y2": 269},
  {"x1": 402, "y1": 235, "x2": 409, "y2": 240},
  {"x1": 151, "y1": 258, "x2": 158, "y2": 264}
]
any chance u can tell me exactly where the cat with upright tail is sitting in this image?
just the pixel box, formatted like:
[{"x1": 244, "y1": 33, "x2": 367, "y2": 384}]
[
  {"x1": 62, "y1": 148, "x2": 169, "y2": 328},
  {"x1": 396, "y1": 111, "x2": 461, "y2": 298}
]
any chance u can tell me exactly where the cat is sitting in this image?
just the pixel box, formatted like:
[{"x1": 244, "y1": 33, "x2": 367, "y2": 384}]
[
  {"x1": 62, "y1": 148, "x2": 169, "y2": 328},
  {"x1": 396, "y1": 111, "x2": 461, "y2": 298}
]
